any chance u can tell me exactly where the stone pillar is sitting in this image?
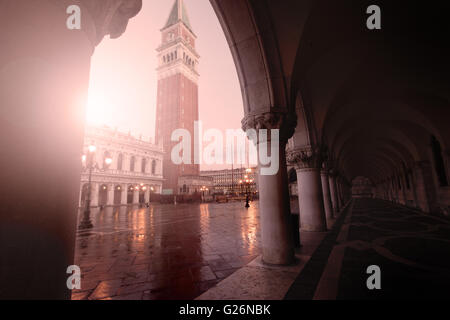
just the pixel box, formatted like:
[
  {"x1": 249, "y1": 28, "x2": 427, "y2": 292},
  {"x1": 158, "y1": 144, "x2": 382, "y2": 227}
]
[
  {"x1": 413, "y1": 161, "x2": 437, "y2": 213},
  {"x1": 90, "y1": 183, "x2": 99, "y2": 207},
  {"x1": 336, "y1": 178, "x2": 343, "y2": 208},
  {"x1": 106, "y1": 184, "x2": 115, "y2": 206},
  {"x1": 329, "y1": 174, "x2": 340, "y2": 213},
  {"x1": 78, "y1": 184, "x2": 84, "y2": 207},
  {"x1": 144, "y1": 188, "x2": 151, "y2": 203},
  {"x1": 398, "y1": 173, "x2": 407, "y2": 205},
  {"x1": 0, "y1": 0, "x2": 142, "y2": 299},
  {"x1": 133, "y1": 188, "x2": 140, "y2": 204},
  {"x1": 243, "y1": 113, "x2": 295, "y2": 265},
  {"x1": 409, "y1": 171, "x2": 419, "y2": 208},
  {"x1": 120, "y1": 184, "x2": 128, "y2": 205},
  {"x1": 321, "y1": 169, "x2": 334, "y2": 220},
  {"x1": 288, "y1": 147, "x2": 327, "y2": 232}
]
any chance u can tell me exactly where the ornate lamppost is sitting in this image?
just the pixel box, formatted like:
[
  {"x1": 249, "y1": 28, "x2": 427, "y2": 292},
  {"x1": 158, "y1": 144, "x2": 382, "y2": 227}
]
[{"x1": 79, "y1": 146, "x2": 112, "y2": 230}]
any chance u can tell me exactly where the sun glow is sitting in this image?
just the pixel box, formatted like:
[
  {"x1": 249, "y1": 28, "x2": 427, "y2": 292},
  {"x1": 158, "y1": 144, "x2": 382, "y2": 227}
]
[{"x1": 85, "y1": 93, "x2": 113, "y2": 126}]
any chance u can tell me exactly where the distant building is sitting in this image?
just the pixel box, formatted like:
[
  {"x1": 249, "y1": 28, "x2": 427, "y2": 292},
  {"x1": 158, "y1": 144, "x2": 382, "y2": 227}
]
[
  {"x1": 201, "y1": 167, "x2": 258, "y2": 195},
  {"x1": 178, "y1": 175, "x2": 214, "y2": 196},
  {"x1": 79, "y1": 125, "x2": 164, "y2": 207}
]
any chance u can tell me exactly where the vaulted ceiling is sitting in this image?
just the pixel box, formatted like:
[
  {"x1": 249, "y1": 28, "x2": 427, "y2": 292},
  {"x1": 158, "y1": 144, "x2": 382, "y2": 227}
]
[{"x1": 212, "y1": 0, "x2": 450, "y2": 183}]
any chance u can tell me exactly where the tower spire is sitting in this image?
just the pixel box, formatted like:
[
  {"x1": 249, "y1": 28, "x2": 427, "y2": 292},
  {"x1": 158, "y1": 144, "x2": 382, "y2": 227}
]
[{"x1": 163, "y1": 0, "x2": 193, "y2": 33}]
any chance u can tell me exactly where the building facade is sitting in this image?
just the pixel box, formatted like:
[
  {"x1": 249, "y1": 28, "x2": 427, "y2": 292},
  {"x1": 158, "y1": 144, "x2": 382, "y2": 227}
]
[
  {"x1": 156, "y1": 0, "x2": 200, "y2": 194},
  {"x1": 201, "y1": 167, "x2": 258, "y2": 195},
  {"x1": 178, "y1": 175, "x2": 214, "y2": 196},
  {"x1": 79, "y1": 125, "x2": 164, "y2": 207}
]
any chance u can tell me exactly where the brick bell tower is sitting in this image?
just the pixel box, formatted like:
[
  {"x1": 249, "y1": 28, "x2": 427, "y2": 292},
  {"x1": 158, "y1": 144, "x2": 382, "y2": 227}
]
[{"x1": 156, "y1": 0, "x2": 200, "y2": 194}]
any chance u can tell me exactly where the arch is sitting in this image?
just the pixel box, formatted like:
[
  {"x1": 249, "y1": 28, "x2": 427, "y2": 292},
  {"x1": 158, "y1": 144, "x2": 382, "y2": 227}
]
[
  {"x1": 127, "y1": 185, "x2": 135, "y2": 204},
  {"x1": 210, "y1": 0, "x2": 292, "y2": 116},
  {"x1": 113, "y1": 185, "x2": 122, "y2": 205},
  {"x1": 98, "y1": 184, "x2": 108, "y2": 206}
]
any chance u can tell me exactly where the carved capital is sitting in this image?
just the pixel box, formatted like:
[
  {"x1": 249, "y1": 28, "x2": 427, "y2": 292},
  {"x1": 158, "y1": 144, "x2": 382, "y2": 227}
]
[
  {"x1": 286, "y1": 146, "x2": 324, "y2": 170},
  {"x1": 84, "y1": 0, "x2": 142, "y2": 45},
  {"x1": 52, "y1": 0, "x2": 142, "y2": 46},
  {"x1": 242, "y1": 112, "x2": 297, "y2": 143}
]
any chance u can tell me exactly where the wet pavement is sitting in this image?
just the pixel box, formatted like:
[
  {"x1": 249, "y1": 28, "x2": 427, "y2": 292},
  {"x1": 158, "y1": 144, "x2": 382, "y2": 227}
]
[
  {"x1": 72, "y1": 201, "x2": 261, "y2": 300},
  {"x1": 285, "y1": 198, "x2": 450, "y2": 300}
]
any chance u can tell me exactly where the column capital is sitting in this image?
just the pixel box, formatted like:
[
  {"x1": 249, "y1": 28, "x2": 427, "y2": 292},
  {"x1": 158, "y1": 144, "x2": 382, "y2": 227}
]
[
  {"x1": 52, "y1": 0, "x2": 142, "y2": 47},
  {"x1": 286, "y1": 146, "x2": 324, "y2": 170},
  {"x1": 241, "y1": 111, "x2": 297, "y2": 143}
]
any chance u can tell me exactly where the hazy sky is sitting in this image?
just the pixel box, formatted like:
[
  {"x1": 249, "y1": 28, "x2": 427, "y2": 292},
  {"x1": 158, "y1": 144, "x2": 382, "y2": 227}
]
[{"x1": 86, "y1": 0, "x2": 244, "y2": 149}]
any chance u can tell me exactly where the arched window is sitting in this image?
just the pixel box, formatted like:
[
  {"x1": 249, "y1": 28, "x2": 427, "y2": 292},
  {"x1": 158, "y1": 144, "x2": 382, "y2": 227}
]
[
  {"x1": 141, "y1": 158, "x2": 147, "y2": 173},
  {"x1": 151, "y1": 160, "x2": 157, "y2": 175},
  {"x1": 163, "y1": 56, "x2": 166, "y2": 63},
  {"x1": 130, "y1": 156, "x2": 135, "y2": 172},
  {"x1": 431, "y1": 135, "x2": 448, "y2": 187},
  {"x1": 117, "y1": 153, "x2": 123, "y2": 170}
]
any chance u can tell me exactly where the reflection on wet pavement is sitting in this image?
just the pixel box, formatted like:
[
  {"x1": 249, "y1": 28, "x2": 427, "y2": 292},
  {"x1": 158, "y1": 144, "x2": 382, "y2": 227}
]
[{"x1": 72, "y1": 201, "x2": 261, "y2": 300}]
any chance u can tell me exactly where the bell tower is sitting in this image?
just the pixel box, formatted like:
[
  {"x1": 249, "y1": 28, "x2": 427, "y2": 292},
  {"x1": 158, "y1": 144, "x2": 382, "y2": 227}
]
[{"x1": 156, "y1": 0, "x2": 200, "y2": 194}]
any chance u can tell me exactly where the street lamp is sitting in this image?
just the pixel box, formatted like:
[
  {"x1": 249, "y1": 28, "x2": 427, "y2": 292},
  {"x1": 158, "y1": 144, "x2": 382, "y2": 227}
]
[
  {"x1": 239, "y1": 171, "x2": 254, "y2": 208},
  {"x1": 200, "y1": 186, "x2": 208, "y2": 202},
  {"x1": 79, "y1": 146, "x2": 112, "y2": 230}
]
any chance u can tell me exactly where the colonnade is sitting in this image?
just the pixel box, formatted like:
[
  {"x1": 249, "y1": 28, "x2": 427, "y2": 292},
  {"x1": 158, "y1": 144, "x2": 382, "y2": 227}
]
[
  {"x1": 79, "y1": 183, "x2": 161, "y2": 207},
  {"x1": 242, "y1": 113, "x2": 352, "y2": 266},
  {"x1": 374, "y1": 160, "x2": 440, "y2": 213}
]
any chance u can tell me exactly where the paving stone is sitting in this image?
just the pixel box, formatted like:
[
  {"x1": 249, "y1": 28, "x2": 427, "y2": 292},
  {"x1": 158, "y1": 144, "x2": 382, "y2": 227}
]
[{"x1": 74, "y1": 202, "x2": 262, "y2": 300}]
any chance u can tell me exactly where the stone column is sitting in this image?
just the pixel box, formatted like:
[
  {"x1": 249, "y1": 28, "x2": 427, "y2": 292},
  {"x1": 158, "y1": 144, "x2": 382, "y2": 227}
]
[
  {"x1": 413, "y1": 161, "x2": 438, "y2": 213},
  {"x1": 106, "y1": 184, "x2": 115, "y2": 206},
  {"x1": 90, "y1": 183, "x2": 99, "y2": 207},
  {"x1": 78, "y1": 184, "x2": 84, "y2": 207},
  {"x1": 336, "y1": 177, "x2": 343, "y2": 208},
  {"x1": 0, "y1": 0, "x2": 142, "y2": 299},
  {"x1": 133, "y1": 187, "x2": 140, "y2": 204},
  {"x1": 409, "y1": 171, "x2": 419, "y2": 208},
  {"x1": 329, "y1": 173, "x2": 340, "y2": 213},
  {"x1": 144, "y1": 187, "x2": 151, "y2": 203},
  {"x1": 242, "y1": 113, "x2": 295, "y2": 265},
  {"x1": 120, "y1": 184, "x2": 128, "y2": 205},
  {"x1": 398, "y1": 173, "x2": 407, "y2": 205},
  {"x1": 321, "y1": 169, "x2": 334, "y2": 221},
  {"x1": 288, "y1": 147, "x2": 327, "y2": 232}
]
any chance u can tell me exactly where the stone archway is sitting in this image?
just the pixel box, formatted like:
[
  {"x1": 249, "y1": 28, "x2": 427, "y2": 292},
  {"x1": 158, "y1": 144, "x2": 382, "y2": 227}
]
[
  {"x1": 113, "y1": 185, "x2": 122, "y2": 205},
  {"x1": 98, "y1": 184, "x2": 108, "y2": 206}
]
